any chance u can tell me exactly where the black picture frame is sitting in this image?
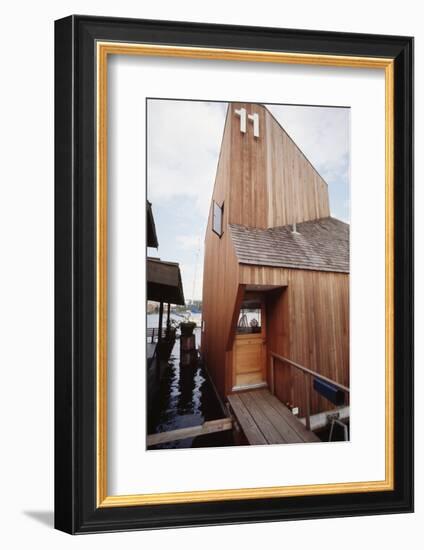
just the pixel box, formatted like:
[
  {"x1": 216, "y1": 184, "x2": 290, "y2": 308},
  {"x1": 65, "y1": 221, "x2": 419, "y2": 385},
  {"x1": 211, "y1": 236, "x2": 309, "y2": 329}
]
[{"x1": 55, "y1": 15, "x2": 413, "y2": 534}]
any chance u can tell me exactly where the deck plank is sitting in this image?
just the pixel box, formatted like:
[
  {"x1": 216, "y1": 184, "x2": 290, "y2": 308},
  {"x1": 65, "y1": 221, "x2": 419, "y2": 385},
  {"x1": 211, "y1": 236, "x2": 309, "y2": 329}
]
[
  {"x1": 257, "y1": 389, "x2": 320, "y2": 443},
  {"x1": 229, "y1": 389, "x2": 320, "y2": 445},
  {"x1": 249, "y1": 390, "x2": 304, "y2": 444},
  {"x1": 238, "y1": 392, "x2": 287, "y2": 444},
  {"x1": 227, "y1": 394, "x2": 267, "y2": 445}
]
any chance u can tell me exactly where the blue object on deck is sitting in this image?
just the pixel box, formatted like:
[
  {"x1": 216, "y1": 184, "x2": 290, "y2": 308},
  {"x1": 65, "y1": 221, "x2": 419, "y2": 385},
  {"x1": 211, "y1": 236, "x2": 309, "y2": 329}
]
[{"x1": 313, "y1": 378, "x2": 345, "y2": 406}]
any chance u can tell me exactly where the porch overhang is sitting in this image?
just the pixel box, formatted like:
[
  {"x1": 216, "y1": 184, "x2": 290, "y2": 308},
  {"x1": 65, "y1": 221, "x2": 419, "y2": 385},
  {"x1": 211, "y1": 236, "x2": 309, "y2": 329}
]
[{"x1": 147, "y1": 258, "x2": 185, "y2": 305}]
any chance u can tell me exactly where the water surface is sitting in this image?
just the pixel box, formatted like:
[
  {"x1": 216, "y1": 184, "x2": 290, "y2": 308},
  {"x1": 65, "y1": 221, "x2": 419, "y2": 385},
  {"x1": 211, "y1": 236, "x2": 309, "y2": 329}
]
[{"x1": 147, "y1": 318, "x2": 233, "y2": 450}]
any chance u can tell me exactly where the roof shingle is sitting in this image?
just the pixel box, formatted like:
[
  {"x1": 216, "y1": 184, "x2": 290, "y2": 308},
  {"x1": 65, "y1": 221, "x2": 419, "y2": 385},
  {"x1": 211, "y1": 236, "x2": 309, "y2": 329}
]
[{"x1": 229, "y1": 217, "x2": 349, "y2": 273}]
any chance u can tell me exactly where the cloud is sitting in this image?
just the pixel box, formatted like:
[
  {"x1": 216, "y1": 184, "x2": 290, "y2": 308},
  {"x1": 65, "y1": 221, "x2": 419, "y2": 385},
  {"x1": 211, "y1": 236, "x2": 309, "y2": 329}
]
[
  {"x1": 176, "y1": 234, "x2": 202, "y2": 251},
  {"x1": 147, "y1": 100, "x2": 227, "y2": 218}
]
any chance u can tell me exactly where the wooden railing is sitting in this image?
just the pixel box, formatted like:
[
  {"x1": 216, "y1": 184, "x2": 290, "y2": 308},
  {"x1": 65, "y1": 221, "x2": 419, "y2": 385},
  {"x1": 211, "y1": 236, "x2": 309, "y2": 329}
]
[{"x1": 270, "y1": 352, "x2": 350, "y2": 431}]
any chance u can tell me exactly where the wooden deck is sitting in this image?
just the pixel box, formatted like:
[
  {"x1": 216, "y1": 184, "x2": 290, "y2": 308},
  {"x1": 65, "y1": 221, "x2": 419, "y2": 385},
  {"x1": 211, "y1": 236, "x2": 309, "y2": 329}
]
[{"x1": 227, "y1": 388, "x2": 320, "y2": 445}]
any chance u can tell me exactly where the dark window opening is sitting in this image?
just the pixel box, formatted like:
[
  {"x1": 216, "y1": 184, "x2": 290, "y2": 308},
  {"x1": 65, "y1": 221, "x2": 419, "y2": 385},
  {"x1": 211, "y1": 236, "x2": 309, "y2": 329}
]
[
  {"x1": 212, "y1": 201, "x2": 223, "y2": 237},
  {"x1": 237, "y1": 301, "x2": 262, "y2": 334}
]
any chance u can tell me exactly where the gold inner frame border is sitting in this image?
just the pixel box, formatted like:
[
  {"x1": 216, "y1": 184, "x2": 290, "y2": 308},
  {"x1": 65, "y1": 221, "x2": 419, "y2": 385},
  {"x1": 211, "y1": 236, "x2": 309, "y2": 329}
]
[{"x1": 96, "y1": 42, "x2": 394, "y2": 507}]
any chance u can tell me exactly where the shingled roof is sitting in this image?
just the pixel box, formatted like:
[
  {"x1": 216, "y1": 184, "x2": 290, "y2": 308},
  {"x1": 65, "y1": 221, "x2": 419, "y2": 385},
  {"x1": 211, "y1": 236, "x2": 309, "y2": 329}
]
[{"x1": 229, "y1": 217, "x2": 349, "y2": 273}]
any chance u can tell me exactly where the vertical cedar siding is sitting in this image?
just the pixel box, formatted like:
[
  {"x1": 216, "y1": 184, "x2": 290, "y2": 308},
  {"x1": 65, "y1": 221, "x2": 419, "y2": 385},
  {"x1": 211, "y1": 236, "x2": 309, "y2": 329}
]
[
  {"x1": 240, "y1": 265, "x2": 349, "y2": 416},
  {"x1": 202, "y1": 106, "x2": 240, "y2": 396},
  {"x1": 264, "y1": 107, "x2": 330, "y2": 227}
]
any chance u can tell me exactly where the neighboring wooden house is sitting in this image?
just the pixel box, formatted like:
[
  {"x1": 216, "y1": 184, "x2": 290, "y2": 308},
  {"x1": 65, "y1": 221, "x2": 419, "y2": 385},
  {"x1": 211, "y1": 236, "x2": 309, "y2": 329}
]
[
  {"x1": 147, "y1": 200, "x2": 185, "y2": 315},
  {"x1": 146, "y1": 201, "x2": 185, "y2": 420},
  {"x1": 201, "y1": 103, "x2": 349, "y2": 420},
  {"x1": 146, "y1": 201, "x2": 185, "y2": 352}
]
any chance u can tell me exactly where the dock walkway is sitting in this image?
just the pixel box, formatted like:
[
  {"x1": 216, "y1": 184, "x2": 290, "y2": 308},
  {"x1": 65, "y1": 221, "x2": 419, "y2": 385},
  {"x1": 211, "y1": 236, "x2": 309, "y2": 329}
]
[{"x1": 228, "y1": 388, "x2": 319, "y2": 445}]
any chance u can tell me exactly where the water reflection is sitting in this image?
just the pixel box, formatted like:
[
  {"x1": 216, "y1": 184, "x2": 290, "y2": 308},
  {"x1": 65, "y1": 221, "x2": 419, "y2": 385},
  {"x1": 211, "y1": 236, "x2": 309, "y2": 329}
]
[{"x1": 147, "y1": 336, "x2": 233, "y2": 450}]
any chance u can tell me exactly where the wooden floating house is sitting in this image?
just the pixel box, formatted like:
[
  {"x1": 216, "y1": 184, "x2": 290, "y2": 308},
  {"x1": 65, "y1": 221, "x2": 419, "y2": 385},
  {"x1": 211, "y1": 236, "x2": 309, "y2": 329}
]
[
  {"x1": 201, "y1": 103, "x2": 349, "y2": 443},
  {"x1": 146, "y1": 201, "x2": 185, "y2": 378}
]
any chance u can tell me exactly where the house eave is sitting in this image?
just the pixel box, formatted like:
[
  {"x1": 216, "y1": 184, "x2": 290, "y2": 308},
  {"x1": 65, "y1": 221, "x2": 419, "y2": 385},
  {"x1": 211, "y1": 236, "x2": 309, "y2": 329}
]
[{"x1": 238, "y1": 260, "x2": 349, "y2": 275}]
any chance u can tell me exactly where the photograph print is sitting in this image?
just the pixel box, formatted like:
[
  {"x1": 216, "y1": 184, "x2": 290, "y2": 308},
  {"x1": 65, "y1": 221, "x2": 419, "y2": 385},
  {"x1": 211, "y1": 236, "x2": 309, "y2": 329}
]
[{"x1": 146, "y1": 99, "x2": 350, "y2": 450}]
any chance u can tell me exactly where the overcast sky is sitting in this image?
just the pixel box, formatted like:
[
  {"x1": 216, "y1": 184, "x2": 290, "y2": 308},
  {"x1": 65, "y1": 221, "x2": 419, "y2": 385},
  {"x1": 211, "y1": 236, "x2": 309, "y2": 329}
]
[{"x1": 147, "y1": 100, "x2": 350, "y2": 302}]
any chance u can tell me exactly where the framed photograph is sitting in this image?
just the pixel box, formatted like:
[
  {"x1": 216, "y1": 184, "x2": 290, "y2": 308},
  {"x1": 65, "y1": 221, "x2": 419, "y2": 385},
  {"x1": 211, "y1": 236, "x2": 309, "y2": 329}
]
[{"x1": 54, "y1": 15, "x2": 413, "y2": 533}]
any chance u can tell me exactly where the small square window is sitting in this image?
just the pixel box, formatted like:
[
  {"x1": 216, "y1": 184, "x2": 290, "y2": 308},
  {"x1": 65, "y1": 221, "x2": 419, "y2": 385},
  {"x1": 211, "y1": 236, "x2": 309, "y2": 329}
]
[
  {"x1": 212, "y1": 201, "x2": 223, "y2": 237},
  {"x1": 237, "y1": 301, "x2": 262, "y2": 334}
]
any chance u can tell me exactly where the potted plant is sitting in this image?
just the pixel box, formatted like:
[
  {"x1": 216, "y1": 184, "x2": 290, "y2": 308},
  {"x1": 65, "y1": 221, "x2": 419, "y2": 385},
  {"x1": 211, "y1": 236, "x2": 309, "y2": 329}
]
[{"x1": 179, "y1": 321, "x2": 196, "y2": 337}]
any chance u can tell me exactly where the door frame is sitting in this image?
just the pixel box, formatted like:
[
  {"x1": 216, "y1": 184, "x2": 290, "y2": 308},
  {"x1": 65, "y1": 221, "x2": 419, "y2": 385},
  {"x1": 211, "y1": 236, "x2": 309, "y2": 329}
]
[{"x1": 231, "y1": 293, "x2": 267, "y2": 391}]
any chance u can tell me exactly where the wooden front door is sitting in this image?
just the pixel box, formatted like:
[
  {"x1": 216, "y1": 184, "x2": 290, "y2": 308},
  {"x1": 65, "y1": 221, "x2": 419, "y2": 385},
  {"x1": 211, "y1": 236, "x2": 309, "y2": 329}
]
[{"x1": 233, "y1": 297, "x2": 267, "y2": 390}]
